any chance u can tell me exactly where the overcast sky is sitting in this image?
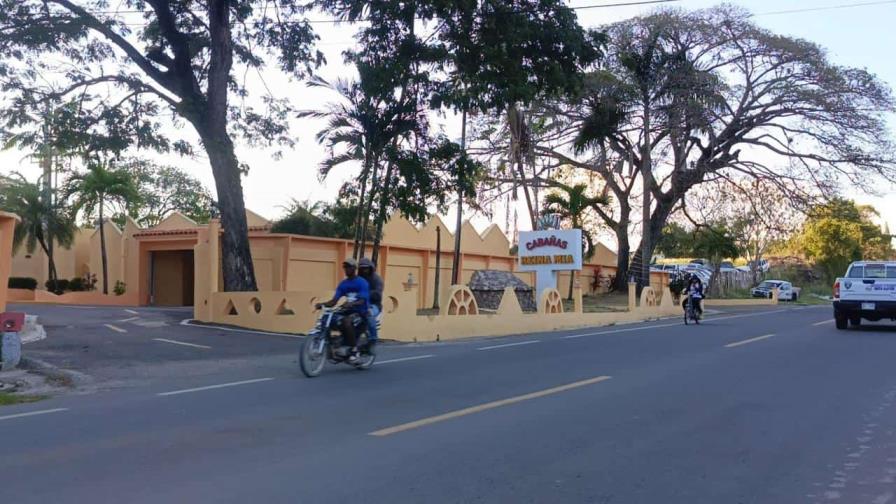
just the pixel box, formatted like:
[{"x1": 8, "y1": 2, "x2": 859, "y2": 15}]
[{"x1": 1, "y1": 0, "x2": 894, "y2": 239}]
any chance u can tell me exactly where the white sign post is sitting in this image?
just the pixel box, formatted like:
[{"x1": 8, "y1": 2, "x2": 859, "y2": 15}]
[{"x1": 517, "y1": 229, "x2": 583, "y2": 303}]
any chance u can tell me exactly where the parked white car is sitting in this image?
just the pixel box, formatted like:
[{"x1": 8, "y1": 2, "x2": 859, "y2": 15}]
[{"x1": 751, "y1": 280, "x2": 799, "y2": 301}]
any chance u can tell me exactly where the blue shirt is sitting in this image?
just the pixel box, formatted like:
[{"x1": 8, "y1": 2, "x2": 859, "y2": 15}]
[{"x1": 332, "y1": 276, "x2": 369, "y2": 314}]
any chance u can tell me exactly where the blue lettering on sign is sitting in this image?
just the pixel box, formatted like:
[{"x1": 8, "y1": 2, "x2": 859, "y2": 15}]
[{"x1": 871, "y1": 284, "x2": 896, "y2": 291}]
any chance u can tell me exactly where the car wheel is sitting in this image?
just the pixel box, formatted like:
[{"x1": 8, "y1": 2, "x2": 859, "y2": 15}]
[{"x1": 835, "y1": 311, "x2": 848, "y2": 330}]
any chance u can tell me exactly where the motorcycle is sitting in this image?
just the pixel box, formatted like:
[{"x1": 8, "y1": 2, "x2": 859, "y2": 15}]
[
  {"x1": 683, "y1": 293, "x2": 703, "y2": 325},
  {"x1": 299, "y1": 307, "x2": 377, "y2": 377}
]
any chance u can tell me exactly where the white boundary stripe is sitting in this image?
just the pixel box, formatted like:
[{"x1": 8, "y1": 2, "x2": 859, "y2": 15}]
[
  {"x1": 124, "y1": 309, "x2": 139, "y2": 315},
  {"x1": 370, "y1": 376, "x2": 612, "y2": 436},
  {"x1": 157, "y1": 378, "x2": 274, "y2": 396},
  {"x1": 153, "y1": 338, "x2": 212, "y2": 349},
  {"x1": 377, "y1": 354, "x2": 435, "y2": 365},
  {"x1": 118, "y1": 316, "x2": 140, "y2": 323},
  {"x1": 812, "y1": 319, "x2": 834, "y2": 326},
  {"x1": 478, "y1": 340, "x2": 541, "y2": 351},
  {"x1": 562, "y1": 308, "x2": 792, "y2": 339},
  {"x1": 0, "y1": 408, "x2": 68, "y2": 422},
  {"x1": 179, "y1": 319, "x2": 301, "y2": 338},
  {"x1": 104, "y1": 324, "x2": 127, "y2": 333},
  {"x1": 724, "y1": 333, "x2": 776, "y2": 348}
]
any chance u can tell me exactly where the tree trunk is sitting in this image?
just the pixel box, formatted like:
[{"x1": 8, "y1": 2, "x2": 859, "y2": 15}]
[
  {"x1": 516, "y1": 158, "x2": 538, "y2": 229},
  {"x1": 359, "y1": 154, "x2": 381, "y2": 259},
  {"x1": 630, "y1": 195, "x2": 677, "y2": 290},
  {"x1": 99, "y1": 202, "x2": 109, "y2": 295},
  {"x1": 611, "y1": 212, "x2": 631, "y2": 292},
  {"x1": 567, "y1": 270, "x2": 575, "y2": 301},
  {"x1": 433, "y1": 225, "x2": 441, "y2": 310},
  {"x1": 450, "y1": 108, "x2": 467, "y2": 286},
  {"x1": 352, "y1": 156, "x2": 372, "y2": 259},
  {"x1": 640, "y1": 103, "x2": 652, "y2": 290},
  {"x1": 371, "y1": 158, "x2": 396, "y2": 266},
  {"x1": 37, "y1": 237, "x2": 58, "y2": 288}
]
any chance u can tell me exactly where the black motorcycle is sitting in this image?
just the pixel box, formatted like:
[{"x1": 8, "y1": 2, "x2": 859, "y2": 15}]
[{"x1": 299, "y1": 307, "x2": 377, "y2": 377}]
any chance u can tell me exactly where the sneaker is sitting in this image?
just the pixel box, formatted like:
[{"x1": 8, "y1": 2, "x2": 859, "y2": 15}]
[{"x1": 347, "y1": 348, "x2": 361, "y2": 364}]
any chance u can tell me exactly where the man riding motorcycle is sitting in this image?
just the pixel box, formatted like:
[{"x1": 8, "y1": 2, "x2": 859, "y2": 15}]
[
  {"x1": 358, "y1": 257, "x2": 383, "y2": 348},
  {"x1": 315, "y1": 258, "x2": 370, "y2": 363},
  {"x1": 682, "y1": 276, "x2": 705, "y2": 318}
]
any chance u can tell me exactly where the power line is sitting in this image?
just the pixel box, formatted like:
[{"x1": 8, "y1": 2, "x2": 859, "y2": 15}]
[{"x1": 752, "y1": 0, "x2": 896, "y2": 16}]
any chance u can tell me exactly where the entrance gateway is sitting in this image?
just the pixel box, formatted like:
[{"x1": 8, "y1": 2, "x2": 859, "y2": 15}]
[{"x1": 517, "y1": 229, "x2": 583, "y2": 302}]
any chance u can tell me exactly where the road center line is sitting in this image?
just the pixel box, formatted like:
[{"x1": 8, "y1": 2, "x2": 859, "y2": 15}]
[
  {"x1": 153, "y1": 338, "x2": 212, "y2": 349},
  {"x1": 724, "y1": 333, "x2": 776, "y2": 348},
  {"x1": 0, "y1": 408, "x2": 69, "y2": 422},
  {"x1": 157, "y1": 378, "x2": 274, "y2": 397},
  {"x1": 104, "y1": 324, "x2": 127, "y2": 333},
  {"x1": 812, "y1": 319, "x2": 834, "y2": 326},
  {"x1": 376, "y1": 354, "x2": 435, "y2": 365},
  {"x1": 369, "y1": 375, "x2": 612, "y2": 437},
  {"x1": 478, "y1": 340, "x2": 540, "y2": 351}
]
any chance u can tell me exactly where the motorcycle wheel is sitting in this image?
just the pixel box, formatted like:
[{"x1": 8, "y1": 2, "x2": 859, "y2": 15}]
[
  {"x1": 300, "y1": 334, "x2": 327, "y2": 377},
  {"x1": 355, "y1": 350, "x2": 376, "y2": 370}
]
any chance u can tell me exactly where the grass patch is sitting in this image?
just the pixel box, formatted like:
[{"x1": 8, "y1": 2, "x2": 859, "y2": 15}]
[{"x1": 0, "y1": 392, "x2": 47, "y2": 406}]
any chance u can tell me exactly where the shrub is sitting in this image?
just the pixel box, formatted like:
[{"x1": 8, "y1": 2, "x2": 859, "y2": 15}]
[
  {"x1": 68, "y1": 277, "x2": 86, "y2": 292},
  {"x1": 45, "y1": 279, "x2": 70, "y2": 294},
  {"x1": 113, "y1": 280, "x2": 126, "y2": 296},
  {"x1": 8, "y1": 277, "x2": 38, "y2": 290}
]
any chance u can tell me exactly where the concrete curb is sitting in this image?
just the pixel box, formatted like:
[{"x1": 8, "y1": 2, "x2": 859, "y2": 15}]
[{"x1": 18, "y1": 357, "x2": 93, "y2": 390}]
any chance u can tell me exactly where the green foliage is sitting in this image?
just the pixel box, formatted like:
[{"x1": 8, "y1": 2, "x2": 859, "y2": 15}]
[
  {"x1": 0, "y1": 173, "x2": 76, "y2": 283},
  {"x1": 8, "y1": 277, "x2": 38, "y2": 290},
  {"x1": 63, "y1": 160, "x2": 140, "y2": 225},
  {"x1": 656, "y1": 223, "x2": 693, "y2": 258},
  {"x1": 113, "y1": 281, "x2": 126, "y2": 296},
  {"x1": 798, "y1": 198, "x2": 893, "y2": 280},
  {"x1": 68, "y1": 277, "x2": 86, "y2": 292},
  {"x1": 117, "y1": 160, "x2": 214, "y2": 227},
  {"x1": 692, "y1": 224, "x2": 740, "y2": 262},
  {"x1": 271, "y1": 199, "x2": 362, "y2": 240},
  {"x1": 45, "y1": 279, "x2": 70, "y2": 294},
  {"x1": 542, "y1": 182, "x2": 609, "y2": 259}
]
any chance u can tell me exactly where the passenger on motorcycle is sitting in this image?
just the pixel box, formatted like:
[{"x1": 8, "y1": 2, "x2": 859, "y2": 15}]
[
  {"x1": 315, "y1": 258, "x2": 370, "y2": 363},
  {"x1": 358, "y1": 257, "x2": 383, "y2": 348},
  {"x1": 683, "y1": 277, "x2": 705, "y2": 317}
]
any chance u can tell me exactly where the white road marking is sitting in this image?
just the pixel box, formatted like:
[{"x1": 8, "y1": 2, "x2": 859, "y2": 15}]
[
  {"x1": 813, "y1": 319, "x2": 835, "y2": 326},
  {"x1": 478, "y1": 340, "x2": 541, "y2": 351},
  {"x1": 376, "y1": 354, "x2": 435, "y2": 365},
  {"x1": 134, "y1": 320, "x2": 168, "y2": 328},
  {"x1": 724, "y1": 333, "x2": 776, "y2": 348},
  {"x1": 0, "y1": 408, "x2": 68, "y2": 422},
  {"x1": 179, "y1": 319, "x2": 301, "y2": 338},
  {"x1": 153, "y1": 338, "x2": 212, "y2": 349},
  {"x1": 370, "y1": 376, "x2": 612, "y2": 436},
  {"x1": 124, "y1": 309, "x2": 139, "y2": 315},
  {"x1": 118, "y1": 316, "x2": 140, "y2": 323},
  {"x1": 104, "y1": 324, "x2": 127, "y2": 333},
  {"x1": 157, "y1": 378, "x2": 274, "y2": 396},
  {"x1": 562, "y1": 308, "x2": 792, "y2": 339}
]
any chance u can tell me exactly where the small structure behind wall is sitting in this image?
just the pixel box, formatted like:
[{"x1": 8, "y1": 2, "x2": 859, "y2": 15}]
[{"x1": 150, "y1": 250, "x2": 195, "y2": 306}]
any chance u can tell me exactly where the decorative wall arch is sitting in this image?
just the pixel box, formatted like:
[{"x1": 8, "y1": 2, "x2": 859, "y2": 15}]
[
  {"x1": 540, "y1": 288, "x2": 564, "y2": 314},
  {"x1": 640, "y1": 286, "x2": 658, "y2": 308},
  {"x1": 446, "y1": 286, "x2": 479, "y2": 316}
]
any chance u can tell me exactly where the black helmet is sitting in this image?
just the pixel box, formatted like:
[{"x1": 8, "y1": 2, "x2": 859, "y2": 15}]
[{"x1": 358, "y1": 257, "x2": 375, "y2": 270}]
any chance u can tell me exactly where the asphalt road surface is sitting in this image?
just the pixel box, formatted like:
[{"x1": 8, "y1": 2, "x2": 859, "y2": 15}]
[{"x1": 3, "y1": 304, "x2": 896, "y2": 503}]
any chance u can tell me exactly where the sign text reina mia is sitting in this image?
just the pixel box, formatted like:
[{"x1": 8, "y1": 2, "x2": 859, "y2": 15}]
[{"x1": 521, "y1": 254, "x2": 576, "y2": 266}]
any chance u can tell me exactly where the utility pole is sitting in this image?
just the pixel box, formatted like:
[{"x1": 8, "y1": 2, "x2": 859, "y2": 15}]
[
  {"x1": 41, "y1": 112, "x2": 55, "y2": 282},
  {"x1": 433, "y1": 225, "x2": 441, "y2": 310}
]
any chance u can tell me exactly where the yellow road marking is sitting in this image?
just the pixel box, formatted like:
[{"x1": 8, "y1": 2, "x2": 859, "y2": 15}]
[
  {"x1": 812, "y1": 319, "x2": 834, "y2": 326},
  {"x1": 724, "y1": 333, "x2": 775, "y2": 348},
  {"x1": 369, "y1": 375, "x2": 612, "y2": 437}
]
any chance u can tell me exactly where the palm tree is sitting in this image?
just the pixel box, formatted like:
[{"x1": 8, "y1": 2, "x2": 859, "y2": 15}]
[
  {"x1": 543, "y1": 182, "x2": 610, "y2": 300},
  {"x1": 64, "y1": 161, "x2": 139, "y2": 294},
  {"x1": 300, "y1": 74, "x2": 414, "y2": 259},
  {"x1": 0, "y1": 174, "x2": 76, "y2": 286}
]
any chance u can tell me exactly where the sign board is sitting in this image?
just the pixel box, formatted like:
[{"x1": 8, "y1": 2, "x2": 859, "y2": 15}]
[
  {"x1": 518, "y1": 229, "x2": 583, "y2": 302},
  {"x1": 518, "y1": 229, "x2": 583, "y2": 272}
]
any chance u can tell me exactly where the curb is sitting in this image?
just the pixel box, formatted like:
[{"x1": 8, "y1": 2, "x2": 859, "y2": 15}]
[{"x1": 18, "y1": 357, "x2": 93, "y2": 389}]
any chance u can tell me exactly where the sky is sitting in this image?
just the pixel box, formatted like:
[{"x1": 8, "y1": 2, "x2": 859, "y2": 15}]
[{"x1": 1, "y1": 0, "x2": 894, "y2": 240}]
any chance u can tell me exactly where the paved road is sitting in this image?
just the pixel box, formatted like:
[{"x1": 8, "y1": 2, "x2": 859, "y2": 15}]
[{"x1": 3, "y1": 304, "x2": 896, "y2": 503}]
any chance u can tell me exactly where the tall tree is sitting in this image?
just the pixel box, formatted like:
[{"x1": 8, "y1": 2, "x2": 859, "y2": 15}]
[
  {"x1": 543, "y1": 182, "x2": 610, "y2": 300},
  {"x1": 0, "y1": 174, "x2": 76, "y2": 285},
  {"x1": 0, "y1": 1, "x2": 323, "y2": 292},
  {"x1": 537, "y1": 6, "x2": 895, "y2": 289},
  {"x1": 64, "y1": 161, "x2": 139, "y2": 294}
]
